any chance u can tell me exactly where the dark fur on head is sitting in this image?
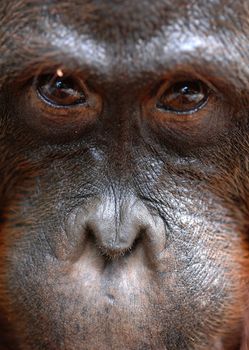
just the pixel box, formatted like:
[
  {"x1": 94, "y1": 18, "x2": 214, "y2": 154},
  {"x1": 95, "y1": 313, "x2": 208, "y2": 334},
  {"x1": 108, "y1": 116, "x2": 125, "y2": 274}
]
[{"x1": 1, "y1": 1, "x2": 249, "y2": 349}]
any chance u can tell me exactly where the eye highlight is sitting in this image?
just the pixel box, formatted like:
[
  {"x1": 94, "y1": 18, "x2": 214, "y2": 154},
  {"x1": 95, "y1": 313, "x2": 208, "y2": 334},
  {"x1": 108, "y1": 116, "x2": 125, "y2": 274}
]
[
  {"x1": 157, "y1": 80, "x2": 209, "y2": 114},
  {"x1": 37, "y1": 72, "x2": 86, "y2": 107}
]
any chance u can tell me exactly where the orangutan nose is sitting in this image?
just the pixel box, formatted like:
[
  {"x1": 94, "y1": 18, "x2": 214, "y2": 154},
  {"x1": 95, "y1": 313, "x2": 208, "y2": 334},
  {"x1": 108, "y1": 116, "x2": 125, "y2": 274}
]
[{"x1": 86, "y1": 197, "x2": 165, "y2": 257}]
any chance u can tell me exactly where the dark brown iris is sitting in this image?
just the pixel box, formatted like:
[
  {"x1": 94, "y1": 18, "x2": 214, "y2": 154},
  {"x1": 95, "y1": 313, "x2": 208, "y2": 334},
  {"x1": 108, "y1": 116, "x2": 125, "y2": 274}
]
[
  {"x1": 37, "y1": 73, "x2": 86, "y2": 107},
  {"x1": 157, "y1": 80, "x2": 209, "y2": 114}
]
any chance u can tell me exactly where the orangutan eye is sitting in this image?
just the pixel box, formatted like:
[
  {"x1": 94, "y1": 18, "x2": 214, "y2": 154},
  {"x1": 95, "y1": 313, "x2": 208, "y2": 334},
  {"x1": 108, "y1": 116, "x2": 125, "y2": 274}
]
[
  {"x1": 157, "y1": 80, "x2": 209, "y2": 114},
  {"x1": 37, "y1": 72, "x2": 86, "y2": 107}
]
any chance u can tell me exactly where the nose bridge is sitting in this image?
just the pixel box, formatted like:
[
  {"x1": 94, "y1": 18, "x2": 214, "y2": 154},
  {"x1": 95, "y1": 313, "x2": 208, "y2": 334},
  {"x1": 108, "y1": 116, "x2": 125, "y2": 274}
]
[{"x1": 100, "y1": 103, "x2": 139, "y2": 179}]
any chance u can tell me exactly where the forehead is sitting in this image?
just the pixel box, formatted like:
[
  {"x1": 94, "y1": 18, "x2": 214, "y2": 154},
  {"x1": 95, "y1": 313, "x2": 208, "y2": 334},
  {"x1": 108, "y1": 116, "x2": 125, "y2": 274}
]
[
  {"x1": 1, "y1": 0, "x2": 249, "y2": 88},
  {"x1": 2, "y1": 0, "x2": 248, "y2": 39}
]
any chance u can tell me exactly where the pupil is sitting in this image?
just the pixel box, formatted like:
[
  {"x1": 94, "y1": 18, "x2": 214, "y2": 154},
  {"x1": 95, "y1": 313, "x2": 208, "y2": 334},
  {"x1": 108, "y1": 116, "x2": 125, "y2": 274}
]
[
  {"x1": 55, "y1": 79, "x2": 68, "y2": 90},
  {"x1": 179, "y1": 82, "x2": 199, "y2": 95},
  {"x1": 182, "y1": 85, "x2": 190, "y2": 94}
]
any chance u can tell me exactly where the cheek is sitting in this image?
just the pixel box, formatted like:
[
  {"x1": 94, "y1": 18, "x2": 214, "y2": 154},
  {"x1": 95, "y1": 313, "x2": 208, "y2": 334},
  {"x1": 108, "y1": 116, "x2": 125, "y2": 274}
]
[{"x1": 1, "y1": 191, "x2": 246, "y2": 349}]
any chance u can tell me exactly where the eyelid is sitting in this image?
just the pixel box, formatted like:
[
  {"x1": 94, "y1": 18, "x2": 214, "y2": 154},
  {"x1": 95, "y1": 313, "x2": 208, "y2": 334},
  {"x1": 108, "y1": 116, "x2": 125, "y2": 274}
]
[
  {"x1": 156, "y1": 96, "x2": 209, "y2": 115},
  {"x1": 153, "y1": 69, "x2": 224, "y2": 100},
  {"x1": 36, "y1": 86, "x2": 87, "y2": 109}
]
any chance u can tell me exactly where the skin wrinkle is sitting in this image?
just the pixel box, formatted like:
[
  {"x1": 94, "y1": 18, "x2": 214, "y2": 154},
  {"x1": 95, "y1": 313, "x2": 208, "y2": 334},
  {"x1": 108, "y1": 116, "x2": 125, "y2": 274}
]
[{"x1": 1, "y1": 0, "x2": 249, "y2": 349}]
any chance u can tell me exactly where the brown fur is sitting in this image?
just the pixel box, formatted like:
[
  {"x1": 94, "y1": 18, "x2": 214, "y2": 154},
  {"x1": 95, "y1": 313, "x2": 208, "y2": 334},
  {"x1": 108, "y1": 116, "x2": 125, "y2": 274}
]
[{"x1": 1, "y1": 1, "x2": 249, "y2": 349}]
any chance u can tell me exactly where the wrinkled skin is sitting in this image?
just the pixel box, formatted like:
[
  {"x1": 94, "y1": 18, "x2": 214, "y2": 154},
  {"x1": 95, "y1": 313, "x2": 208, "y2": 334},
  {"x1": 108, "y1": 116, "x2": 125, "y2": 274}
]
[{"x1": 1, "y1": 0, "x2": 249, "y2": 349}]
